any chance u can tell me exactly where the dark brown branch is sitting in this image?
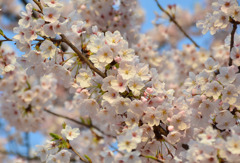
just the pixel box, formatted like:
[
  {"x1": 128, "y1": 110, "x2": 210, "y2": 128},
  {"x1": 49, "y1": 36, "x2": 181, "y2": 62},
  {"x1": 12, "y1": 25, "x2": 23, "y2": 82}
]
[
  {"x1": 229, "y1": 17, "x2": 239, "y2": 66},
  {"x1": 21, "y1": 0, "x2": 28, "y2": 6},
  {"x1": 0, "y1": 39, "x2": 12, "y2": 43},
  {"x1": 153, "y1": 124, "x2": 168, "y2": 141},
  {"x1": 33, "y1": 0, "x2": 43, "y2": 12},
  {"x1": 0, "y1": 33, "x2": 13, "y2": 44},
  {"x1": 44, "y1": 108, "x2": 116, "y2": 138},
  {"x1": 0, "y1": 34, "x2": 12, "y2": 41},
  {"x1": 32, "y1": 0, "x2": 106, "y2": 78},
  {"x1": 154, "y1": 0, "x2": 200, "y2": 48},
  {"x1": 60, "y1": 34, "x2": 106, "y2": 78}
]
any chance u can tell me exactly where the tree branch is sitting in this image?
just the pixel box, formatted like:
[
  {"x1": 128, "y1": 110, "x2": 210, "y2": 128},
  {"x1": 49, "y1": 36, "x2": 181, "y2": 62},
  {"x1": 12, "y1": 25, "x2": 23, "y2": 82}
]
[
  {"x1": 32, "y1": 0, "x2": 106, "y2": 78},
  {"x1": 44, "y1": 108, "x2": 116, "y2": 138},
  {"x1": 229, "y1": 17, "x2": 239, "y2": 66},
  {"x1": 32, "y1": 0, "x2": 43, "y2": 12},
  {"x1": 69, "y1": 145, "x2": 89, "y2": 163},
  {"x1": 0, "y1": 32, "x2": 13, "y2": 44},
  {"x1": 60, "y1": 34, "x2": 106, "y2": 78},
  {"x1": 21, "y1": 0, "x2": 28, "y2": 7},
  {"x1": 154, "y1": 0, "x2": 200, "y2": 48},
  {"x1": 0, "y1": 33, "x2": 13, "y2": 41}
]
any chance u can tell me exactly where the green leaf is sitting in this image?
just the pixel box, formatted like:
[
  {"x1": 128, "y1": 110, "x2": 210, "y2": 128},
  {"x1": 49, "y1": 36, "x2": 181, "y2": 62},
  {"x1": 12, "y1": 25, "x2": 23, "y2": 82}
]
[
  {"x1": 0, "y1": 29, "x2": 4, "y2": 36},
  {"x1": 59, "y1": 140, "x2": 69, "y2": 149},
  {"x1": 105, "y1": 64, "x2": 111, "y2": 70},
  {"x1": 35, "y1": 42, "x2": 41, "y2": 51},
  {"x1": 49, "y1": 133, "x2": 62, "y2": 140},
  {"x1": 115, "y1": 63, "x2": 119, "y2": 68},
  {"x1": 80, "y1": 117, "x2": 85, "y2": 124},
  {"x1": 84, "y1": 155, "x2": 92, "y2": 163},
  {"x1": 86, "y1": 117, "x2": 92, "y2": 126},
  {"x1": 144, "y1": 155, "x2": 158, "y2": 160},
  {"x1": 62, "y1": 122, "x2": 66, "y2": 129},
  {"x1": 32, "y1": 8, "x2": 38, "y2": 11}
]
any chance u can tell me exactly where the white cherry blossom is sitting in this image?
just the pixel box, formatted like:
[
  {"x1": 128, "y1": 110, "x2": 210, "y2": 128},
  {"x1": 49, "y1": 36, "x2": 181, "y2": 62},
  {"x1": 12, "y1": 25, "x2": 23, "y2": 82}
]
[{"x1": 61, "y1": 125, "x2": 80, "y2": 140}]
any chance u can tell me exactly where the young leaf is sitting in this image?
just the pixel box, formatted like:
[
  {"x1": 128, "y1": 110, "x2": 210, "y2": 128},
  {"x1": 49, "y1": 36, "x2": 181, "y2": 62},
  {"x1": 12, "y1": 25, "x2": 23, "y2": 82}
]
[
  {"x1": 86, "y1": 117, "x2": 92, "y2": 126},
  {"x1": 49, "y1": 133, "x2": 62, "y2": 140},
  {"x1": 79, "y1": 117, "x2": 85, "y2": 124},
  {"x1": 144, "y1": 155, "x2": 159, "y2": 160},
  {"x1": 59, "y1": 140, "x2": 69, "y2": 149},
  {"x1": 62, "y1": 122, "x2": 66, "y2": 129},
  {"x1": 84, "y1": 155, "x2": 92, "y2": 163},
  {"x1": 0, "y1": 29, "x2": 4, "y2": 36}
]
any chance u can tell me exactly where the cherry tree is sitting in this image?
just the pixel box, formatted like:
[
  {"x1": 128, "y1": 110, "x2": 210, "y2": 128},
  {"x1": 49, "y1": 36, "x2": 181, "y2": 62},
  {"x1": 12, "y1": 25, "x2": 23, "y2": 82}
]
[{"x1": 1, "y1": 0, "x2": 240, "y2": 162}]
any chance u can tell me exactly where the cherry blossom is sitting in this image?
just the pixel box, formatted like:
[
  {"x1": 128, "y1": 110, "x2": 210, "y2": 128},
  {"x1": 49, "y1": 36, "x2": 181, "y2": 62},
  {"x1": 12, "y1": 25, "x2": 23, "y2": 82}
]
[
  {"x1": 2, "y1": 0, "x2": 240, "y2": 162},
  {"x1": 61, "y1": 125, "x2": 80, "y2": 140}
]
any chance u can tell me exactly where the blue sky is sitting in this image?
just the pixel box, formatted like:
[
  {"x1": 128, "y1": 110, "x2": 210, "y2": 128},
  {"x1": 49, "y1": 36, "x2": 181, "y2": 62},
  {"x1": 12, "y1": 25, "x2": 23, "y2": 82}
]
[
  {"x1": 139, "y1": 0, "x2": 214, "y2": 49},
  {"x1": 139, "y1": 0, "x2": 202, "y2": 32}
]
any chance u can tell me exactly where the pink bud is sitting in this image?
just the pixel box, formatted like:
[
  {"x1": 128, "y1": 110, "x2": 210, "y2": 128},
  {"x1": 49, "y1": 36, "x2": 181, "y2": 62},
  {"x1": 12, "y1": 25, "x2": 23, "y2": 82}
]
[
  {"x1": 80, "y1": 5, "x2": 86, "y2": 10},
  {"x1": 219, "y1": 101, "x2": 223, "y2": 105},
  {"x1": 144, "y1": 92, "x2": 147, "y2": 96},
  {"x1": 167, "y1": 118, "x2": 171, "y2": 122},
  {"x1": 76, "y1": 88, "x2": 82, "y2": 93},
  {"x1": 192, "y1": 88, "x2": 197, "y2": 96},
  {"x1": 146, "y1": 87, "x2": 153, "y2": 94},
  {"x1": 114, "y1": 56, "x2": 121, "y2": 63},
  {"x1": 179, "y1": 111, "x2": 185, "y2": 115},
  {"x1": 113, "y1": 16, "x2": 119, "y2": 22},
  {"x1": 168, "y1": 125, "x2": 174, "y2": 131},
  {"x1": 141, "y1": 97, "x2": 147, "y2": 102}
]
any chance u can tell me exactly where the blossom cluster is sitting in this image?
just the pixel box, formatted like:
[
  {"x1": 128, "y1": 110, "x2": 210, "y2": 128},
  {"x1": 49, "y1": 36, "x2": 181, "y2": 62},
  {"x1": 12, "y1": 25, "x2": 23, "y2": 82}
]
[
  {"x1": 35, "y1": 125, "x2": 79, "y2": 162},
  {"x1": 197, "y1": 0, "x2": 240, "y2": 35},
  {"x1": 1, "y1": 0, "x2": 240, "y2": 163}
]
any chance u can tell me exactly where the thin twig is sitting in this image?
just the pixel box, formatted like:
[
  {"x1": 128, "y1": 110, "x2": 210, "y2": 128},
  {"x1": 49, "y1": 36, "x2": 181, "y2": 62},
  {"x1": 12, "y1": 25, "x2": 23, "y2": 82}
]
[
  {"x1": 21, "y1": 0, "x2": 28, "y2": 6},
  {"x1": 0, "y1": 39, "x2": 12, "y2": 43},
  {"x1": 69, "y1": 146, "x2": 89, "y2": 163},
  {"x1": 0, "y1": 32, "x2": 13, "y2": 44},
  {"x1": 140, "y1": 154, "x2": 164, "y2": 163},
  {"x1": 32, "y1": 0, "x2": 106, "y2": 78},
  {"x1": 44, "y1": 109, "x2": 116, "y2": 138},
  {"x1": 154, "y1": 0, "x2": 200, "y2": 48},
  {"x1": 60, "y1": 34, "x2": 106, "y2": 78},
  {"x1": 33, "y1": 0, "x2": 43, "y2": 12},
  {"x1": 0, "y1": 33, "x2": 12, "y2": 42}
]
